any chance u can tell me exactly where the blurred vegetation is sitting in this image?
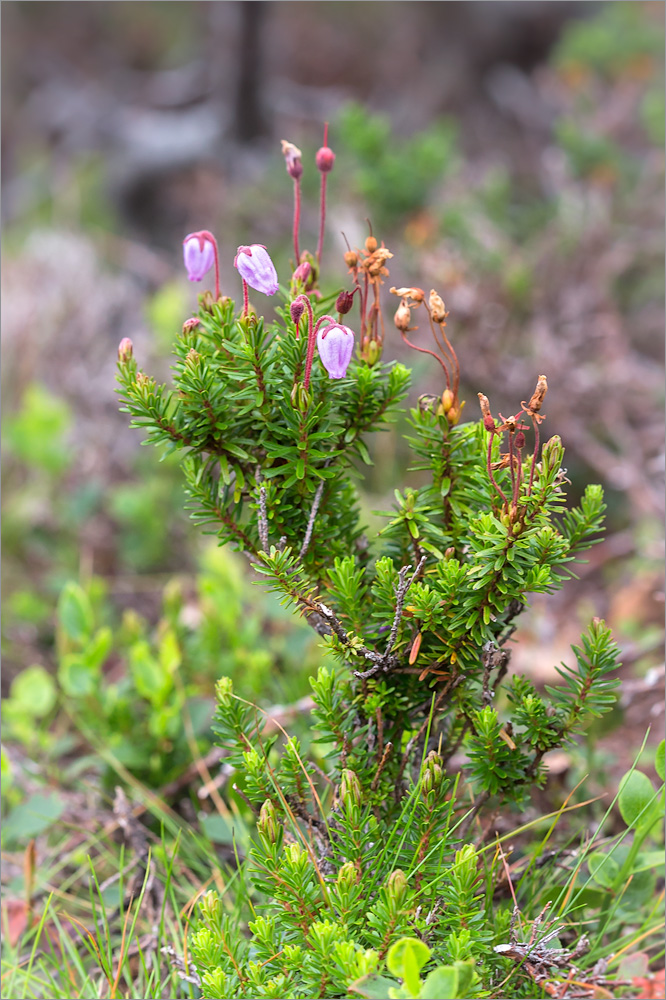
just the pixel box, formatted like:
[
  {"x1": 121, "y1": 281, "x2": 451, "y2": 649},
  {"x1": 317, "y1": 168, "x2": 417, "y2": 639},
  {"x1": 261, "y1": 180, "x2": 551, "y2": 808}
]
[{"x1": 0, "y1": 3, "x2": 664, "y2": 996}]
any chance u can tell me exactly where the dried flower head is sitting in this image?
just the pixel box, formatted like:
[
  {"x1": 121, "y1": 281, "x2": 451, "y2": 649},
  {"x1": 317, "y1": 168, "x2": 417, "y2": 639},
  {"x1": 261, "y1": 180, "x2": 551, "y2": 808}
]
[
  {"x1": 524, "y1": 375, "x2": 548, "y2": 416},
  {"x1": 280, "y1": 139, "x2": 303, "y2": 180},
  {"x1": 393, "y1": 298, "x2": 413, "y2": 333},
  {"x1": 478, "y1": 393, "x2": 496, "y2": 433},
  {"x1": 344, "y1": 249, "x2": 359, "y2": 271},
  {"x1": 428, "y1": 289, "x2": 448, "y2": 324},
  {"x1": 362, "y1": 245, "x2": 393, "y2": 282},
  {"x1": 390, "y1": 286, "x2": 425, "y2": 303}
]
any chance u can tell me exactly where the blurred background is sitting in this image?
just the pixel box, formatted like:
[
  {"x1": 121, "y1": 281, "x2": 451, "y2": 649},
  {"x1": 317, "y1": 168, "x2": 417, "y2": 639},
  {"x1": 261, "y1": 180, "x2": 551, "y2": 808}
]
[{"x1": 1, "y1": 0, "x2": 664, "y2": 848}]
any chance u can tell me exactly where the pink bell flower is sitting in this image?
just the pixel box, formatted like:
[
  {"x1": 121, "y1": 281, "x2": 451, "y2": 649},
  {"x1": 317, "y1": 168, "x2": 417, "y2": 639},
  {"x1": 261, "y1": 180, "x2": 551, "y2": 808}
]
[
  {"x1": 183, "y1": 233, "x2": 216, "y2": 282},
  {"x1": 234, "y1": 245, "x2": 279, "y2": 296},
  {"x1": 317, "y1": 322, "x2": 354, "y2": 379}
]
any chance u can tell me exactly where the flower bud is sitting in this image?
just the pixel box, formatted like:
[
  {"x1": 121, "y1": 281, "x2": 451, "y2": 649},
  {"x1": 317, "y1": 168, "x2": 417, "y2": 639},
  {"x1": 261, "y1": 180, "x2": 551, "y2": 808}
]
[
  {"x1": 258, "y1": 799, "x2": 279, "y2": 844},
  {"x1": 514, "y1": 431, "x2": 526, "y2": 449},
  {"x1": 182, "y1": 317, "x2": 200, "y2": 335},
  {"x1": 292, "y1": 260, "x2": 311, "y2": 286},
  {"x1": 316, "y1": 144, "x2": 335, "y2": 173},
  {"x1": 441, "y1": 389, "x2": 454, "y2": 413},
  {"x1": 394, "y1": 298, "x2": 412, "y2": 332},
  {"x1": 421, "y1": 751, "x2": 443, "y2": 799},
  {"x1": 280, "y1": 140, "x2": 303, "y2": 180},
  {"x1": 285, "y1": 842, "x2": 303, "y2": 865},
  {"x1": 444, "y1": 547, "x2": 455, "y2": 559},
  {"x1": 336, "y1": 288, "x2": 357, "y2": 316},
  {"x1": 234, "y1": 245, "x2": 279, "y2": 296},
  {"x1": 290, "y1": 299, "x2": 305, "y2": 331},
  {"x1": 185, "y1": 347, "x2": 200, "y2": 366},
  {"x1": 199, "y1": 290, "x2": 216, "y2": 313},
  {"x1": 366, "y1": 340, "x2": 381, "y2": 366},
  {"x1": 117, "y1": 337, "x2": 134, "y2": 363},
  {"x1": 199, "y1": 889, "x2": 221, "y2": 920},
  {"x1": 291, "y1": 383, "x2": 312, "y2": 412},
  {"x1": 386, "y1": 869, "x2": 408, "y2": 903},
  {"x1": 337, "y1": 862, "x2": 358, "y2": 890},
  {"x1": 541, "y1": 435, "x2": 563, "y2": 472},
  {"x1": 183, "y1": 232, "x2": 215, "y2": 282},
  {"x1": 340, "y1": 768, "x2": 362, "y2": 809},
  {"x1": 215, "y1": 677, "x2": 233, "y2": 707},
  {"x1": 429, "y1": 289, "x2": 448, "y2": 324},
  {"x1": 317, "y1": 322, "x2": 355, "y2": 379}
]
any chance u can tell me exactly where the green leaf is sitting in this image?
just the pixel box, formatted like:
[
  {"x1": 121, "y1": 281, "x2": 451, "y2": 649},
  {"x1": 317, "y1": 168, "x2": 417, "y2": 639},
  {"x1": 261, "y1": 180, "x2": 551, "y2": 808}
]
[
  {"x1": 631, "y1": 850, "x2": 666, "y2": 874},
  {"x1": 420, "y1": 966, "x2": 458, "y2": 999},
  {"x1": 618, "y1": 769, "x2": 661, "y2": 830},
  {"x1": 350, "y1": 975, "x2": 398, "y2": 999},
  {"x1": 9, "y1": 665, "x2": 57, "y2": 719},
  {"x1": 83, "y1": 627, "x2": 113, "y2": 671},
  {"x1": 587, "y1": 850, "x2": 620, "y2": 889},
  {"x1": 129, "y1": 640, "x2": 171, "y2": 706},
  {"x1": 58, "y1": 582, "x2": 94, "y2": 643},
  {"x1": 452, "y1": 961, "x2": 475, "y2": 997},
  {"x1": 201, "y1": 813, "x2": 236, "y2": 846},
  {"x1": 355, "y1": 439, "x2": 374, "y2": 466},
  {"x1": 387, "y1": 939, "x2": 431, "y2": 998},
  {"x1": 656, "y1": 740, "x2": 665, "y2": 782},
  {"x1": 1, "y1": 792, "x2": 65, "y2": 846},
  {"x1": 159, "y1": 628, "x2": 181, "y2": 675},
  {"x1": 58, "y1": 655, "x2": 97, "y2": 698},
  {"x1": 440, "y1": 477, "x2": 451, "y2": 497}
]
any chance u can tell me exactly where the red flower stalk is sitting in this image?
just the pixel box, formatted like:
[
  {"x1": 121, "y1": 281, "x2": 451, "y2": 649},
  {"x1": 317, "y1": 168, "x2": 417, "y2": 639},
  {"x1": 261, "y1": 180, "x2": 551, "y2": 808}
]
[{"x1": 316, "y1": 123, "x2": 335, "y2": 267}]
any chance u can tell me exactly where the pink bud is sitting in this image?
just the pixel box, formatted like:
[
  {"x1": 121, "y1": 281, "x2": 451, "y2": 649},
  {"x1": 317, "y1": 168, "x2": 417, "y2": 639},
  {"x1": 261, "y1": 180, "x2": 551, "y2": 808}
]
[
  {"x1": 234, "y1": 245, "x2": 279, "y2": 296},
  {"x1": 118, "y1": 337, "x2": 134, "y2": 362},
  {"x1": 336, "y1": 288, "x2": 357, "y2": 316},
  {"x1": 290, "y1": 299, "x2": 305, "y2": 335},
  {"x1": 183, "y1": 233, "x2": 215, "y2": 282},
  {"x1": 292, "y1": 260, "x2": 312, "y2": 285},
  {"x1": 317, "y1": 322, "x2": 354, "y2": 379},
  {"x1": 316, "y1": 145, "x2": 335, "y2": 173}
]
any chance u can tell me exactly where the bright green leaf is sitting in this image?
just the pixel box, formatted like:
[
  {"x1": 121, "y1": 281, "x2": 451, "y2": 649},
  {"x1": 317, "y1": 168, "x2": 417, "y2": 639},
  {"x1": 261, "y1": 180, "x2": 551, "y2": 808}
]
[
  {"x1": 9, "y1": 665, "x2": 57, "y2": 719},
  {"x1": 655, "y1": 740, "x2": 665, "y2": 782},
  {"x1": 420, "y1": 966, "x2": 458, "y2": 999},
  {"x1": 58, "y1": 582, "x2": 94, "y2": 644}
]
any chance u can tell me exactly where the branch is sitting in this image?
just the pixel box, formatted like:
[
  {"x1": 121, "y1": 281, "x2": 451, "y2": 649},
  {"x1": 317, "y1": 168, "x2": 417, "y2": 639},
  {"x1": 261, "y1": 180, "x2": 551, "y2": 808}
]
[
  {"x1": 354, "y1": 556, "x2": 426, "y2": 679},
  {"x1": 299, "y1": 480, "x2": 325, "y2": 560}
]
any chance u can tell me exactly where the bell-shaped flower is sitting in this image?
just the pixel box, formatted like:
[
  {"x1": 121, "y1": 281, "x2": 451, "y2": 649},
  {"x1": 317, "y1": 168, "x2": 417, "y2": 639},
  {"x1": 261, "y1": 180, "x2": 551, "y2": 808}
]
[
  {"x1": 234, "y1": 245, "x2": 279, "y2": 296},
  {"x1": 317, "y1": 322, "x2": 354, "y2": 379},
  {"x1": 183, "y1": 233, "x2": 215, "y2": 282}
]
